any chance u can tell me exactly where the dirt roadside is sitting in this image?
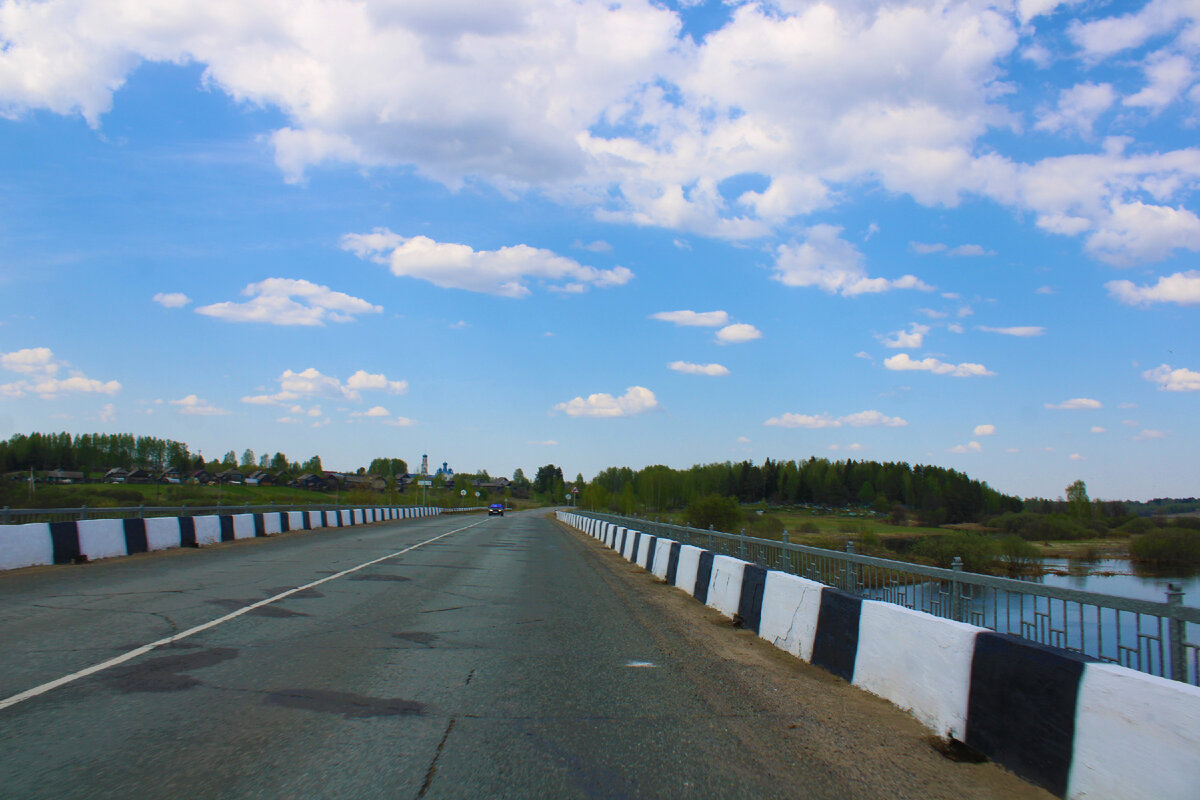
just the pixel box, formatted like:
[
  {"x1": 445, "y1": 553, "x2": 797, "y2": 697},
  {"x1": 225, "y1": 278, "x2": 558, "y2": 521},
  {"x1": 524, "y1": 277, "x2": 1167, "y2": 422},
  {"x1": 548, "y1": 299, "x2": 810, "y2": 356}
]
[{"x1": 558, "y1": 518, "x2": 1055, "y2": 800}]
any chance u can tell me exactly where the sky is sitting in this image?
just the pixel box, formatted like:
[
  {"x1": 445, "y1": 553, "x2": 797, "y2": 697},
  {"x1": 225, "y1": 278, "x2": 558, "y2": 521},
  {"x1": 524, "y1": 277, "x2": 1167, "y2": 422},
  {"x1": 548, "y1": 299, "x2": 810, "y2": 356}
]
[{"x1": 0, "y1": 0, "x2": 1197, "y2": 501}]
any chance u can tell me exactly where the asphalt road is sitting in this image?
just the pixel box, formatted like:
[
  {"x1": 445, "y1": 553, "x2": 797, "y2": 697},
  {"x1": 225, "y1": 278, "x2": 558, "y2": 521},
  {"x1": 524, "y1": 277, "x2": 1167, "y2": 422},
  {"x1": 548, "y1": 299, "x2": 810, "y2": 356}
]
[{"x1": 0, "y1": 510, "x2": 1049, "y2": 799}]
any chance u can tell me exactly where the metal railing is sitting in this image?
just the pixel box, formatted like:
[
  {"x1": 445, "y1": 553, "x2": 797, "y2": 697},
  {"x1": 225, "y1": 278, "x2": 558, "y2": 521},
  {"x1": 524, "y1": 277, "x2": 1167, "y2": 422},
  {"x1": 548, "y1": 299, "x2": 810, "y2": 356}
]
[
  {"x1": 582, "y1": 511, "x2": 1200, "y2": 686},
  {"x1": 0, "y1": 503, "x2": 481, "y2": 525}
]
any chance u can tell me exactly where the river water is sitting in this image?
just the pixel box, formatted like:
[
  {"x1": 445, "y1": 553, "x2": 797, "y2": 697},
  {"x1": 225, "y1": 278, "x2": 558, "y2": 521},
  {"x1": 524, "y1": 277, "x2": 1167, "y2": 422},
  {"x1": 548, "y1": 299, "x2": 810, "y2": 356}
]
[{"x1": 1035, "y1": 557, "x2": 1199, "y2": 607}]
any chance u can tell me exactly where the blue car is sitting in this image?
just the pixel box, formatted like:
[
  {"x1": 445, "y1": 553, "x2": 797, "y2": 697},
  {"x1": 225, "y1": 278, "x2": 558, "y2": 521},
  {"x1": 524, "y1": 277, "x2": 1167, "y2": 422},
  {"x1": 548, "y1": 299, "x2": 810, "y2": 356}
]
[{"x1": 488, "y1": 503, "x2": 505, "y2": 516}]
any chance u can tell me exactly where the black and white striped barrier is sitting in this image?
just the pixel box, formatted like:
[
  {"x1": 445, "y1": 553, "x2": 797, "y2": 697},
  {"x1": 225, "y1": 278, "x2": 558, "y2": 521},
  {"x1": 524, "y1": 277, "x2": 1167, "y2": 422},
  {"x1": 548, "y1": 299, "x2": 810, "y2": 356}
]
[
  {"x1": 0, "y1": 506, "x2": 443, "y2": 572},
  {"x1": 557, "y1": 512, "x2": 1200, "y2": 800}
]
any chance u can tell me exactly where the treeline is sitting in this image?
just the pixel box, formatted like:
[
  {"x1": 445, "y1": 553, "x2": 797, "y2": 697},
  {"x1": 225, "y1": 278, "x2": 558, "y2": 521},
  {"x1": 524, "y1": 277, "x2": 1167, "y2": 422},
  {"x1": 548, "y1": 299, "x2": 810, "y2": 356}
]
[{"x1": 580, "y1": 458, "x2": 1022, "y2": 524}]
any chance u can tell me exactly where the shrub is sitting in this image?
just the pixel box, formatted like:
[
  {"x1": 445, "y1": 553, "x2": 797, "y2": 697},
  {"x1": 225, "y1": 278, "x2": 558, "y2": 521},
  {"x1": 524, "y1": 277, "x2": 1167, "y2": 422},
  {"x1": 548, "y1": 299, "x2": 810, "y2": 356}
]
[
  {"x1": 748, "y1": 514, "x2": 784, "y2": 538},
  {"x1": 1114, "y1": 517, "x2": 1156, "y2": 536},
  {"x1": 997, "y1": 535, "x2": 1040, "y2": 574},
  {"x1": 910, "y1": 532, "x2": 998, "y2": 572},
  {"x1": 797, "y1": 520, "x2": 820, "y2": 534},
  {"x1": 683, "y1": 494, "x2": 741, "y2": 533},
  {"x1": 1129, "y1": 528, "x2": 1200, "y2": 567}
]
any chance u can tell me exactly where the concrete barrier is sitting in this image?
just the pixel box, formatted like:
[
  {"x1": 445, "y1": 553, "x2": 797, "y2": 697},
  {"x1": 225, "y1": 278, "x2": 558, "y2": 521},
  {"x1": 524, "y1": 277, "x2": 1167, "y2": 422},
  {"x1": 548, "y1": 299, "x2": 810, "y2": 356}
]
[
  {"x1": 555, "y1": 511, "x2": 1200, "y2": 800},
  {"x1": 0, "y1": 507, "x2": 445, "y2": 572}
]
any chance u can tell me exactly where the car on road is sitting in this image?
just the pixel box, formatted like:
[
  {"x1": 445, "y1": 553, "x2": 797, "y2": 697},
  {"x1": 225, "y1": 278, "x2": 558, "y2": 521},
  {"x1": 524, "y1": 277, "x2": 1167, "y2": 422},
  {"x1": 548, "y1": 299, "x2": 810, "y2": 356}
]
[{"x1": 488, "y1": 503, "x2": 504, "y2": 516}]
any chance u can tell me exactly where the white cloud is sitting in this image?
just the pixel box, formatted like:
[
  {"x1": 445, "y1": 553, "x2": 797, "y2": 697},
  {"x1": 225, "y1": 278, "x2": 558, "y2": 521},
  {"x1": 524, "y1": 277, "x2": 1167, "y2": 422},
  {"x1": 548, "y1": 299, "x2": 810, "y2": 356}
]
[
  {"x1": 649, "y1": 310, "x2": 729, "y2": 328},
  {"x1": 1091, "y1": 426, "x2": 1107, "y2": 433},
  {"x1": 554, "y1": 386, "x2": 658, "y2": 418},
  {"x1": 383, "y1": 416, "x2": 416, "y2": 427},
  {"x1": 910, "y1": 242, "x2": 947, "y2": 255},
  {"x1": 974, "y1": 424, "x2": 996, "y2": 436},
  {"x1": 1106, "y1": 270, "x2": 1200, "y2": 307},
  {"x1": 1034, "y1": 82, "x2": 1116, "y2": 138},
  {"x1": 1036, "y1": 286, "x2": 1056, "y2": 295},
  {"x1": 774, "y1": 225, "x2": 931, "y2": 296},
  {"x1": 242, "y1": 367, "x2": 408, "y2": 404},
  {"x1": 1045, "y1": 397, "x2": 1103, "y2": 409},
  {"x1": 196, "y1": 278, "x2": 381, "y2": 326},
  {"x1": 878, "y1": 323, "x2": 930, "y2": 349},
  {"x1": 351, "y1": 406, "x2": 390, "y2": 418},
  {"x1": 1125, "y1": 52, "x2": 1195, "y2": 112},
  {"x1": 342, "y1": 229, "x2": 632, "y2": 297},
  {"x1": 1143, "y1": 364, "x2": 1200, "y2": 392},
  {"x1": 1069, "y1": 453, "x2": 1086, "y2": 461},
  {"x1": 0, "y1": 347, "x2": 120, "y2": 398},
  {"x1": 947, "y1": 244, "x2": 994, "y2": 256},
  {"x1": 152, "y1": 292, "x2": 191, "y2": 308},
  {"x1": 668, "y1": 361, "x2": 729, "y2": 377},
  {"x1": 572, "y1": 239, "x2": 612, "y2": 253},
  {"x1": 764, "y1": 409, "x2": 907, "y2": 429},
  {"x1": 1134, "y1": 429, "x2": 1166, "y2": 441},
  {"x1": 715, "y1": 323, "x2": 762, "y2": 344},
  {"x1": 98, "y1": 403, "x2": 116, "y2": 423},
  {"x1": 977, "y1": 325, "x2": 1046, "y2": 337},
  {"x1": 948, "y1": 441, "x2": 982, "y2": 453},
  {"x1": 170, "y1": 394, "x2": 230, "y2": 416},
  {"x1": 530, "y1": 440, "x2": 559, "y2": 446},
  {"x1": 883, "y1": 353, "x2": 994, "y2": 377}
]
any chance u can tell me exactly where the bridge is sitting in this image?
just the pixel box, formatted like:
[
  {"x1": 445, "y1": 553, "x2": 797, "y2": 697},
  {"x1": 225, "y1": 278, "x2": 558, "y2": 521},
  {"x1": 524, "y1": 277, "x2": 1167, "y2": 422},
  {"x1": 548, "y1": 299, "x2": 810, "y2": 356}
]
[{"x1": 0, "y1": 509, "x2": 1193, "y2": 798}]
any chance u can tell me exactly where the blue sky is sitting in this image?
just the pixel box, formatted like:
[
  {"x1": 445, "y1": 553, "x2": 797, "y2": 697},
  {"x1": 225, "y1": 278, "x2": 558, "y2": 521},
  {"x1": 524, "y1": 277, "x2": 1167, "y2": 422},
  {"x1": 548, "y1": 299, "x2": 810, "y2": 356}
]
[{"x1": 1, "y1": 0, "x2": 1198, "y2": 500}]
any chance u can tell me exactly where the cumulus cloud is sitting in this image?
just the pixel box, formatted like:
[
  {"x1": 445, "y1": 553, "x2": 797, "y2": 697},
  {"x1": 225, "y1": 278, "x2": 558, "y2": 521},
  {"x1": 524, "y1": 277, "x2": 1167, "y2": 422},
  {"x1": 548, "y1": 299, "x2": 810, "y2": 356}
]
[
  {"x1": 883, "y1": 353, "x2": 994, "y2": 377},
  {"x1": 1106, "y1": 270, "x2": 1200, "y2": 307},
  {"x1": 764, "y1": 409, "x2": 907, "y2": 429},
  {"x1": 351, "y1": 406, "x2": 390, "y2": 418},
  {"x1": 554, "y1": 386, "x2": 658, "y2": 418},
  {"x1": 0, "y1": 347, "x2": 121, "y2": 398},
  {"x1": 774, "y1": 225, "x2": 931, "y2": 296},
  {"x1": 977, "y1": 325, "x2": 1046, "y2": 337},
  {"x1": 948, "y1": 441, "x2": 982, "y2": 453},
  {"x1": 1069, "y1": 453, "x2": 1086, "y2": 461},
  {"x1": 1091, "y1": 426, "x2": 1107, "y2": 433},
  {"x1": 974, "y1": 424, "x2": 996, "y2": 436},
  {"x1": 911, "y1": 242, "x2": 993, "y2": 256},
  {"x1": 1134, "y1": 429, "x2": 1166, "y2": 441},
  {"x1": 342, "y1": 229, "x2": 632, "y2": 297},
  {"x1": 1034, "y1": 82, "x2": 1116, "y2": 138},
  {"x1": 715, "y1": 323, "x2": 762, "y2": 344},
  {"x1": 170, "y1": 394, "x2": 230, "y2": 416},
  {"x1": 1045, "y1": 397, "x2": 1103, "y2": 409},
  {"x1": 242, "y1": 367, "x2": 408, "y2": 405},
  {"x1": 668, "y1": 361, "x2": 729, "y2": 376},
  {"x1": 572, "y1": 239, "x2": 612, "y2": 253},
  {"x1": 649, "y1": 310, "x2": 730, "y2": 327},
  {"x1": 878, "y1": 323, "x2": 930, "y2": 349},
  {"x1": 196, "y1": 278, "x2": 381, "y2": 326},
  {"x1": 152, "y1": 292, "x2": 191, "y2": 308},
  {"x1": 1143, "y1": 364, "x2": 1200, "y2": 392}
]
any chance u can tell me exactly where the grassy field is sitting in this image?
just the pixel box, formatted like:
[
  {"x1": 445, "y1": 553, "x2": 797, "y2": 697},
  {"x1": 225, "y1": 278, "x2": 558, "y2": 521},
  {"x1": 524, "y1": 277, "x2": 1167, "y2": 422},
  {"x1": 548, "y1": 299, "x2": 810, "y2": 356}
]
[{"x1": 0, "y1": 481, "x2": 523, "y2": 510}]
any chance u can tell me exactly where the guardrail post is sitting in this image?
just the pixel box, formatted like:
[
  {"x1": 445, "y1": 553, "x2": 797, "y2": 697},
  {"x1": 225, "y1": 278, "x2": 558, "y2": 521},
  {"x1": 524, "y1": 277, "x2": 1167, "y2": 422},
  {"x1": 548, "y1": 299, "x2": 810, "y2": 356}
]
[
  {"x1": 844, "y1": 540, "x2": 856, "y2": 591},
  {"x1": 708, "y1": 524, "x2": 714, "y2": 551},
  {"x1": 138, "y1": 504, "x2": 145, "y2": 519},
  {"x1": 738, "y1": 529, "x2": 747, "y2": 560},
  {"x1": 1, "y1": 506, "x2": 8, "y2": 524},
  {"x1": 80, "y1": 504, "x2": 89, "y2": 521},
  {"x1": 778, "y1": 529, "x2": 790, "y2": 572},
  {"x1": 1167, "y1": 584, "x2": 1187, "y2": 682},
  {"x1": 951, "y1": 556, "x2": 964, "y2": 622}
]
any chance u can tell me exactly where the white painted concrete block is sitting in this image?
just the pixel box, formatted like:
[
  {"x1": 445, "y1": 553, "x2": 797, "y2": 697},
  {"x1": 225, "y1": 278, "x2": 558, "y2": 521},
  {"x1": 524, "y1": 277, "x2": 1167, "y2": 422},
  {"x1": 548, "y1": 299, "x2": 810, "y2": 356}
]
[
  {"x1": 706, "y1": 555, "x2": 748, "y2": 618},
  {"x1": 230, "y1": 513, "x2": 256, "y2": 539},
  {"x1": 674, "y1": 545, "x2": 704, "y2": 594},
  {"x1": 651, "y1": 539, "x2": 674, "y2": 580},
  {"x1": 0, "y1": 523, "x2": 53, "y2": 569},
  {"x1": 77, "y1": 519, "x2": 127, "y2": 560},
  {"x1": 193, "y1": 515, "x2": 221, "y2": 545},
  {"x1": 853, "y1": 600, "x2": 978, "y2": 740},
  {"x1": 262, "y1": 514, "x2": 282, "y2": 536},
  {"x1": 758, "y1": 571, "x2": 825, "y2": 662},
  {"x1": 145, "y1": 517, "x2": 181, "y2": 552},
  {"x1": 1068, "y1": 662, "x2": 1200, "y2": 800}
]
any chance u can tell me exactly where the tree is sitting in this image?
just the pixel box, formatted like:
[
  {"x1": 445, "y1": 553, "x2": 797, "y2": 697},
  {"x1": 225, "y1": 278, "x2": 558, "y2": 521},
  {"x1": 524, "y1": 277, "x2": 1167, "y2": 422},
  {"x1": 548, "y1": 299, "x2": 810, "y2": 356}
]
[
  {"x1": 683, "y1": 495, "x2": 741, "y2": 532},
  {"x1": 533, "y1": 464, "x2": 563, "y2": 495},
  {"x1": 1066, "y1": 480, "x2": 1092, "y2": 521},
  {"x1": 241, "y1": 449, "x2": 256, "y2": 468},
  {"x1": 271, "y1": 452, "x2": 289, "y2": 472},
  {"x1": 222, "y1": 450, "x2": 237, "y2": 468},
  {"x1": 301, "y1": 454, "x2": 323, "y2": 473}
]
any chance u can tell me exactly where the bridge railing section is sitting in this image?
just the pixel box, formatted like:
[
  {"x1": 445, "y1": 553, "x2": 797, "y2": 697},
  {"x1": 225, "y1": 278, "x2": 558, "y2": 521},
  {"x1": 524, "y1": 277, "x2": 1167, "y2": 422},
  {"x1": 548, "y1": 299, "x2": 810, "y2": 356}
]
[
  {"x1": 1, "y1": 503, "x2": 485, "y2": 525},
  {"x1": 580, "y1": 511, "x2": 1200, "y2": 686}
]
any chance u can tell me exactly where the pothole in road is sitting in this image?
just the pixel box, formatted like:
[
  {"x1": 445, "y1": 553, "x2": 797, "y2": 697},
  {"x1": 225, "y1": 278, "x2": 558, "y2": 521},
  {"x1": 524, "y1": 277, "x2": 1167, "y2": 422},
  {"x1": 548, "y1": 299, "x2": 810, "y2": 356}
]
[
  {"x1": 266, "y1": 689, "x2": 425, "y2": 719},
  {"x1": 393, "y1": 632, "x2": 439, "y2": 647},
  {"x1": 206, "y1": 599, "x2": 309, "y2": 618},
  {"x1": 106, "y1": 647, "x2": 239, "y2": 693}
]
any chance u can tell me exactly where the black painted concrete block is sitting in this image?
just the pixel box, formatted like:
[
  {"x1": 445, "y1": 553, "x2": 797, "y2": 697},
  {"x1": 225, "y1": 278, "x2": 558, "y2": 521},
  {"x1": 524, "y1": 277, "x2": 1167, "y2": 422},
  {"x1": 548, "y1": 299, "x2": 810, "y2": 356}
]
[
  {"x1": 665, "y1": 542, "x2": 682, "y2": 585},
  {"x1": 219, "y1": 515, "x2": 235, "y2": 542},
  {"x1": 966, "y1": 632, "x2": 1091, "y2": 798},
  {"x1": 49, "y1": 521, "x2": 80, "y2": 564},
  {"x1": 179, "y1": 516, "x2": 196, "y2": 547},
  {"x1": 694, "y1": 550, "x2": 715, "y2": 603},
  {"x1": 738, "y1": 564, "x2": 768, "y2": 634},
  {"x1": 811, "y1": 588, "x2": 862, "y2": 683},
  {"x1": 122, "y1": 518, "x2": 148, "y2": 554}
]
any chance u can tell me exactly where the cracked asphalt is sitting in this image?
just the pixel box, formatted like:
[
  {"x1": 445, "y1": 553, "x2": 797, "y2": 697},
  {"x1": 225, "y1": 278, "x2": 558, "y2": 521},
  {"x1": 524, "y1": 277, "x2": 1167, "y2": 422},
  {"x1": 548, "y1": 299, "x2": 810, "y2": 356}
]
[{"x1": 0, "y1": 510, "x2": 1050, "y2": 799}]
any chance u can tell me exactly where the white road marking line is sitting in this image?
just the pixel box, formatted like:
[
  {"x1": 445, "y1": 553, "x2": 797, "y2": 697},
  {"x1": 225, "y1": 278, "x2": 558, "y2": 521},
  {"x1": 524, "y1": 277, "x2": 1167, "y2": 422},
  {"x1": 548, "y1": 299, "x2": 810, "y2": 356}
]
[
  {"x1": 0, "y1": 519, "x2": 487, "y2": 713},
  {"x1": 624, "y1": 660, "x2": 657, "y2": 668}
]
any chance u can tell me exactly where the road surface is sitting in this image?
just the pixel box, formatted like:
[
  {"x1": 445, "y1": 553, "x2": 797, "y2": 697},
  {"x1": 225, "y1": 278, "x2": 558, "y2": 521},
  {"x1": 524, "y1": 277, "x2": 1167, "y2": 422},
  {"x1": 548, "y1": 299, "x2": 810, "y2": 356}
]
[{"x1": 0, "y1": 510, "x2": 1049, "y2": 798}]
